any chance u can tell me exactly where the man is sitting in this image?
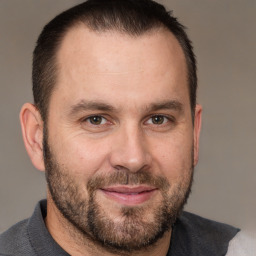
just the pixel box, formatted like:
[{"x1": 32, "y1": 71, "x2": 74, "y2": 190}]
[{"x1": 0, "y1": 0, "x2": 239, "y2": 255}]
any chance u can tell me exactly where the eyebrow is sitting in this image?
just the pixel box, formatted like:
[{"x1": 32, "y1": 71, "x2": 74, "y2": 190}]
[
  {"x1": 147, "y1": 100, "x2": 184, "y2": 113},
  {"x1": 69, "y1": 99, "x2": 184, "y2": 116},
  {"x1": 69, "y1": 100, "x2": 115, "y2": 116}
]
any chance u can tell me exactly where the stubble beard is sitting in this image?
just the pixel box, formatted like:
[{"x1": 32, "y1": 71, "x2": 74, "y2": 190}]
[{"x1": 43, "y1": 128, "x2": 194, "y2": 254}]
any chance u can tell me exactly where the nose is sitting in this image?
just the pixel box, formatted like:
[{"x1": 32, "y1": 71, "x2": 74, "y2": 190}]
[{"x1": 109, "y1": 125, "x2": 152, "y2": 173}]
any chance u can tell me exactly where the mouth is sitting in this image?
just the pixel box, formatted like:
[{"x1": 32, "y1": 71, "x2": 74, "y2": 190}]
[{"x1": 100, "y1": 186, "x2": 158, "y2": 206}]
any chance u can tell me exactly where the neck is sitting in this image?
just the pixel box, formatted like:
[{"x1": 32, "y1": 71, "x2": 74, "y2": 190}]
[{"x1": 45, "y1": 195, "x2": 172, "y2": 256}]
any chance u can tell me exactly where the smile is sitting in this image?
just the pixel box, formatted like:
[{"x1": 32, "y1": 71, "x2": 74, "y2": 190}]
[{"x1": 100, "y1": 186, "x2": 158, "y2": 206}]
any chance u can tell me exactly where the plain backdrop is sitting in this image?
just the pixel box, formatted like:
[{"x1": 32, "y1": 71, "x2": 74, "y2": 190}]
[{"x1": 0, "y1": 0, "x2": 255, "y2": 233}]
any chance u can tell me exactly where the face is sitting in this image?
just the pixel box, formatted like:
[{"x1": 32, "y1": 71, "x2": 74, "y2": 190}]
[{"x1": 44, "y1": 26, "x2": 201, "y2": 253}]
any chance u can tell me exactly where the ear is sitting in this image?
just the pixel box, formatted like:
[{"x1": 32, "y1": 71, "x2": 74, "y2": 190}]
[
  {"x1": 20, "y1": 103, "x2": 45, "y2": 171},
  {"x1": 193, "y1": 104, "x2": 202, "y2": 166}
]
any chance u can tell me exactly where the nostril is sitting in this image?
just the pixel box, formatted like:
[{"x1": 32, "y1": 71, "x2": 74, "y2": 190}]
[{"x1": 114, "y1": 165, "x2": 129, "y2": 172}]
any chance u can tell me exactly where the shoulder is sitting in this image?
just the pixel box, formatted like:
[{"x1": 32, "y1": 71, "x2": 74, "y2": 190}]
[
  {"x1": 0, "y1": 218, "x2": 35, "y2": 256},
  {"x1": 169, "y1": 211, "x2": 240, "y2": 256},
  {"x1": 180, "y1": 211, "x2": 239, "y2": 239}
]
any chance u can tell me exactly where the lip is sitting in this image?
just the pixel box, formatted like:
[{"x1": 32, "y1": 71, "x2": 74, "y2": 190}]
[{"x1": 100, "y1": 186, "x2": 158, "y2": 206}]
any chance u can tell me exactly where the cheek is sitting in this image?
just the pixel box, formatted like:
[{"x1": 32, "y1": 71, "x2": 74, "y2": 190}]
[
  {"x1": 52, "y1": 135, "x2": 111, "y2": 177},
  {"x1": 151, "y1": 133, "x2": 193, "y2": 181}
]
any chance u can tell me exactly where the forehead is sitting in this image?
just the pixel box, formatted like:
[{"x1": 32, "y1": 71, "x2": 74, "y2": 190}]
[
  {"x1": 52, "y1": 25, "x2": 189, "y2": 109},
  {"x1": 57, "y1": 25, "x2": 186, "y2": 75}
]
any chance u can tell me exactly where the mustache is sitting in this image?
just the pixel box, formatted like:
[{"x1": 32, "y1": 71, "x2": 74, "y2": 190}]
[{"x1": 87, "y1": 169, "x2": 170, "y2": 194}]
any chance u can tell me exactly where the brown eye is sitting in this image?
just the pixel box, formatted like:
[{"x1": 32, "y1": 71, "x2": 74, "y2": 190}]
[
  {"x1": 88, "y1": 116, "x2": 106, "y2": 125},
  {"x1": 151, "y1": 115, "x2": 165, "y2": 124}
]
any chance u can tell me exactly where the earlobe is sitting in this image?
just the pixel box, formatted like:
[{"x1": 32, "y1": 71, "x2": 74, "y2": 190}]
[
  {"x1": 20, "y1": 103, "x2": 45, "y2": 171},
  {"x1": 193, "y1": 104, "x2": 202, "y2": 166}
]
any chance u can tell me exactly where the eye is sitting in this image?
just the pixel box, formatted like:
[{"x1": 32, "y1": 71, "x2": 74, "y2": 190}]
[
  {"x1": 86, "y1": 115, "x2": 107, "y2": 125},
  {"x1": 147, "y1": 115, "x2": 168, "y2": 125}
]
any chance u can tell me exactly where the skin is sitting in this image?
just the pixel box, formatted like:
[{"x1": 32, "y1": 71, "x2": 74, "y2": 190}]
[{"x1": 20, "y1": 26, "x2": 202, "y2": 256}]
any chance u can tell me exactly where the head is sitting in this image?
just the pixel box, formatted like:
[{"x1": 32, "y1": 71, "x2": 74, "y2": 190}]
[
  {"x1": 20, "y1": 0, "x2": 202, "y2": 254},
  {"x1": 32, "y1": 0, "x2": 197, "y2": 123}
]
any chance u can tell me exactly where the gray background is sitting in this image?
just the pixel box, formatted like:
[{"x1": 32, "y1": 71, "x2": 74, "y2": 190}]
[{"x1": 0, "y1": 0, "x2": 255, "y2": 233}]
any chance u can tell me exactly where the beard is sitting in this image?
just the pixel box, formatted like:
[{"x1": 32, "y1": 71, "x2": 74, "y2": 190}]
[{"x1": 43, "y1": 128, "x2": 194, "y2": 254}]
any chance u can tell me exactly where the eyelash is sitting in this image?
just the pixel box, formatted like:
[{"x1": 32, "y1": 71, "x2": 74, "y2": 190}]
[
  {"x1": 82, "y1": 114, "x2": 175, "y2": 126},
  {"x1": 146, "y1": 114, "x2": 175, "y2": 125},
  {"x1": 82, "y1": 115, "x2": 109, "y2": 126}
]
